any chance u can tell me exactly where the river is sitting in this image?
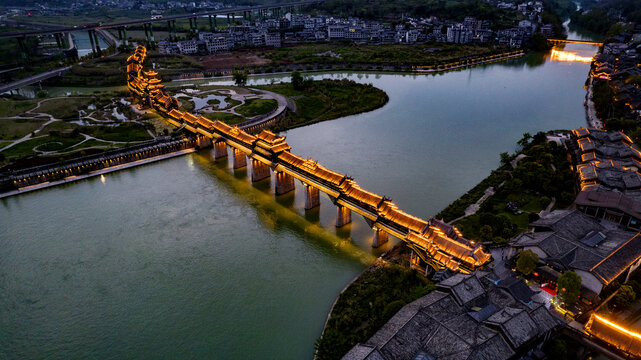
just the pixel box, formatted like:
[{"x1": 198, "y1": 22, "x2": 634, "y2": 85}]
[{"x1": 0, "y1": 42, "x2": 598, "y2": 359}]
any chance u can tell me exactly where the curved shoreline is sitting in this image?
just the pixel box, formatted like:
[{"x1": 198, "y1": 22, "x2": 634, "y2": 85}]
[{"x1": 169, "y1": 50, "x2": 525, "y2": 83}]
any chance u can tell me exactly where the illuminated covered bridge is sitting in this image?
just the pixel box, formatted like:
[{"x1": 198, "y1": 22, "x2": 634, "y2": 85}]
[{"x1": 126, "y1": 46, "x2": 491, "y2": 274}]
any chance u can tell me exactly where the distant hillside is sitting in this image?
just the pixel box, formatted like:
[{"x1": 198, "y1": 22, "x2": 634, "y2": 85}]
[{"x1": 570, "y1": 0, "x2": 641, "y2": 35}]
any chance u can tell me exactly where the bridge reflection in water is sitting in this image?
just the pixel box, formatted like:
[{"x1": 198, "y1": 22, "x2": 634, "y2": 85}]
[
  {"x1": 126, "y1": 45, "x2": 491, "y2": 274},
  {"x1": 550, "y1": 49, "x2": 594, "y2": 63}
]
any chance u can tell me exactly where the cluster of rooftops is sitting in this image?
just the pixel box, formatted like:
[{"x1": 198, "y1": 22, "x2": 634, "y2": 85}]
[
  {"x1": 344, "y1": 272, "x2": 559, "y2": 360},
  {"x1": 125, "y1": 45, "x2": 491, "y2": 274},
  {"x1": 571, "y1": 127, "x2": 641, "y2": 232}
]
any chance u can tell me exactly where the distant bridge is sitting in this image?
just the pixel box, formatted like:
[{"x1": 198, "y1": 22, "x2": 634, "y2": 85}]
[
  {"x1": 123, "y1": 45, "x2": 492, "y2": 275},
  {"x1": 547, "y1": 38, "x2": 603, "y2": 46},
  {"x1": 0, "y1": 0, "x2": 323, "y2": 39},
  {"x1": 0, "y1": 66, "x2": 71, "y2": 94}
]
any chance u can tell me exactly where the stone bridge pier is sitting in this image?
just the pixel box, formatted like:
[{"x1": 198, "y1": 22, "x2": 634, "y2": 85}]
[
  {"x1": 212, "y1": 140, "x2": 227, "y2": 160},
  {"x1": 372, "y1": 227, "x2": 389, "y2": 248},
  {"x1": 232, "y1": 148, "x2": 247, "y2": 169},
  {"x1": 336, "y1": 205, "x2": 351, "y2": 227},
  {"x1": 251, "y1": 159, "x2": 270, "y2": 182},
  {"x1": 275, "y1": 171, "x2": 294, "y2": 195},
  {"x1": 196, "y1": 135, "x2": 212, "y2": 149},
  {"x1": 304, "y1": 184, "x2": 320, "y2": 210}
]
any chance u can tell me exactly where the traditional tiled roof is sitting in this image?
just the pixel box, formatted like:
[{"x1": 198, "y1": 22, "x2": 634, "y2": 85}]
[
  {"x1": 344, "y1": 274, "x2": 559, "y2": 360},
  {"x1": 513, "y1": 210, "x2": 641, "y2": 286}
]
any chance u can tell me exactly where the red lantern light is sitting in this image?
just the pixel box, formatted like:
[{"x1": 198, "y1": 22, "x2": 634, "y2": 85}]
[
  {"x1": 533, "y1": 272, "x2": 539, "y2": 276},
  {"x1": 562, "y1": 288, "x2": 566, "y2": 292}
]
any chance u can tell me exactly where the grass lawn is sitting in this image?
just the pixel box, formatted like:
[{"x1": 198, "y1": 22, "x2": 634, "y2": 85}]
[
  {"x1": 36, "y1": 97, "x2": 94, "y2": 119},
  {"x1": 221, "y1": 98, "x2": 242, "y2": 110},
  {"x1": 0, "y1": 98, "x2": 38, "y2": 117},
  {"x1": 178, "y1": 97, "x2": 195, "y2": 112},
  {"x1": 202, "y1": 112, "x2": 245, "y2": 125},
  {"x1": 0, "y1": 135, "x2": 85, "y2": 159},
  {"x1": 260, "y1": 79, "x2": 388, "y2": 130},
  {"x1": 235, "y1": 98, "x2": 277, "y2": 117},
  {"x1": 0, "y1": 118, "x2": 46, "y2": 140},
  {"x1": 78, "y1": 123, "x2": 152, "y2": 142},
  {"x1": 266, "y1": 42, "x2": 507, "y2": 66}
]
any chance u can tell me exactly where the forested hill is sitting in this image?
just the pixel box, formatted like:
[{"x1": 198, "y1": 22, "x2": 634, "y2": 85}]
[{"x1": 571, "y1": 0, "x2": 641, "y2": 36}]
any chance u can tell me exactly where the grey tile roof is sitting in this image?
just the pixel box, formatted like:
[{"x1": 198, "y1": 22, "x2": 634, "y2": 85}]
[
  {"x1": 511, "y1": 209, "x2": 641, "y2": 286},
  {"x1": 344, "y1": 275, "x2": 559, "y2": 360}
]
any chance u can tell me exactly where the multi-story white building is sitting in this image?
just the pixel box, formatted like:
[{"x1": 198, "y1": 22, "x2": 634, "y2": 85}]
[
  {"x1": 327, "y1": 25, "x2": 346, "y2": 39},
  {"x1": 264, "y1": 32, "x2": 282, "y2": 47},
  {"x1": 177, "y1": 40, "x2": 198, "y2": 54}
]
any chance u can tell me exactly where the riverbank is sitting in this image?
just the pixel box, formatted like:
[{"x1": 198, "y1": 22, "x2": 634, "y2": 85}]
[
  {"x1": 315, "y1": 245, "x2": 435, "y2": 360},
  {"x1": 584, "y1": 76, "x2": 602, "y2": 128},
  {"x1": 170, "y1": 49, "x2": 525, "y2": 82},
  {"x1": 258, "y1": 79, "x2": 389, "y2": 132}
]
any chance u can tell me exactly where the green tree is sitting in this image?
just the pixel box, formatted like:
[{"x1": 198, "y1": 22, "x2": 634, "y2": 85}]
[
  {"x1": 291, "y1": 70, "x2": 305, "y2": 90},
  {"x1": 232, "y1": 69, "x2": 248, "y2": 86},
  {"x1": 545, "y1": 339, "x2": 568, "y2": 360},
  {"x1": 558, "y1": 271, "x2": 582, "y2": 306},
  {"x1": 500, "y1": 152, "x2": 511, "y2": 167},
  {"x1": 614, "y1": 285, "x2": 636, "y2": 309},
  {"x1": 529, "y1": 32, "x2": 550, "y2": 51},
  {"x1": 479, "y1": 225, "x2": 493, "y2": 242},
  {"x1": 516, "y1": 250, "x2": 539, "y2": 275}
]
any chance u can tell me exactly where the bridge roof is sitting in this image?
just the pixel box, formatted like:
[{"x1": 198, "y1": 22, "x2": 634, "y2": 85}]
[
  {"x1": 182, "y1": 112, "x2": 199, "y2": 124},
  {"x1": 378, "y1": 201, "x2": 428, "y2": 233},
  {"x1": 340, "y1": 179, "x2": 383, "y2": 208},
  {"x1": 197, "y1": 116, "x2": 214, "y2": 129},
  {"x1": 278, "y1": 152, "x2": 345, "y2": 185},
  {"x1": 167, "y1": 109, "x2": 184, "y2": 120}
]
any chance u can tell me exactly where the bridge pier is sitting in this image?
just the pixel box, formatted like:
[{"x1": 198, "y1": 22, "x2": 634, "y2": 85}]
[
  {"x1": 88, "y1": 30, "x2": 96, "y2": 55},
  {"x1": 251, "y1": 159, "x2": 270, "y2": 182},
  {"x1": 149, "y1": 23, "x2": 155, "y2": 48},
  {"x1": 172, "y1": 20, "x2": 177, "y2": 41},
  {"x1": 335, "y1": 205, "x2": 351, "y2": 227},
  {"x1": 123, "y1": 26, "x2": 129, "y2": 46},
  {"x1": 209, "y1": 15, "x2": 214, "y2": 32},
  {"x1": 232, "y1": 147, "x2": 247, "y2": 169},
  {"x1": 196, "y1": 135, "x2": 212, "y2": 149},
  {"x1": 275, "y1": 171, "x2": 294, "y2": 195},
  {"x1": 143, "y1": 24, "x2": 150, "y2": 47},
  {"x1": 304, "y1": 184, "x2": 320, "y2": 210},
  {"x1": 372, "y1": 228, "x2": 389, "y2": 248},
  {"x1": 213, "y1": 140, "x2": 227, "y2": 160},
  {"x1": 95, "y1": 30, "x2": 102, "y2": 55}
]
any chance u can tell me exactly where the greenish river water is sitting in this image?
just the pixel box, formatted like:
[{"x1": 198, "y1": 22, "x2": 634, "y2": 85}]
[{"x1": 1, "y1": 42, "x2": 598, "y2": 359}]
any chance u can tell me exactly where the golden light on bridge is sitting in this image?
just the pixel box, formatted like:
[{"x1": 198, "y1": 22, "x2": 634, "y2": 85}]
[{"x1": 550, "y1": 49, "x2": 593, "y2": 63}]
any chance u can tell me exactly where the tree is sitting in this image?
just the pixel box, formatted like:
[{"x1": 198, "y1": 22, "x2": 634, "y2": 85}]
[
  {"x1": 479, "y1": 225, "x2": 493, "y2": 242},
  {"x1": 500, "y1": 152, "x2": 511, "y2": 167},
  {"x1": 544, "y1": 339, "x2": 568, "y2": 360},
  {"x1": 557, "y1": 271, "x2": 582, "y2": 306},
  {"x1": 517, "y1": 132, "x2": 532, "y2": 148},
  {"x1": 529, "y1": 32, "x2": 550, "y2": 51},
  {"x1": 516, "y1": 250, "x2": 539, "y2": 275},
  {"x1": 232, "y1": 69, "x2": 248, "y2": 86},
  {"x1": 291, "y1": 70, "x2": 304, "y2": 90},
  {"x1": 614, "y1": 285, "x2": 636, "y2": 309}
]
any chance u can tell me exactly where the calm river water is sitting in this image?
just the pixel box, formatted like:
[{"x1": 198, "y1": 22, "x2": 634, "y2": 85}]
[{"x1": 0, "y1": 42, "x2": 597, "y2": 359}]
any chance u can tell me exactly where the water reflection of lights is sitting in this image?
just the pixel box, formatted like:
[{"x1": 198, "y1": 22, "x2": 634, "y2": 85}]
[
  {"x1": 100, "y1": 174, "x2": 106, "y2": 184},
  {"x1": 551, "y1": 49, "x2": 593, "y2": 63}
]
